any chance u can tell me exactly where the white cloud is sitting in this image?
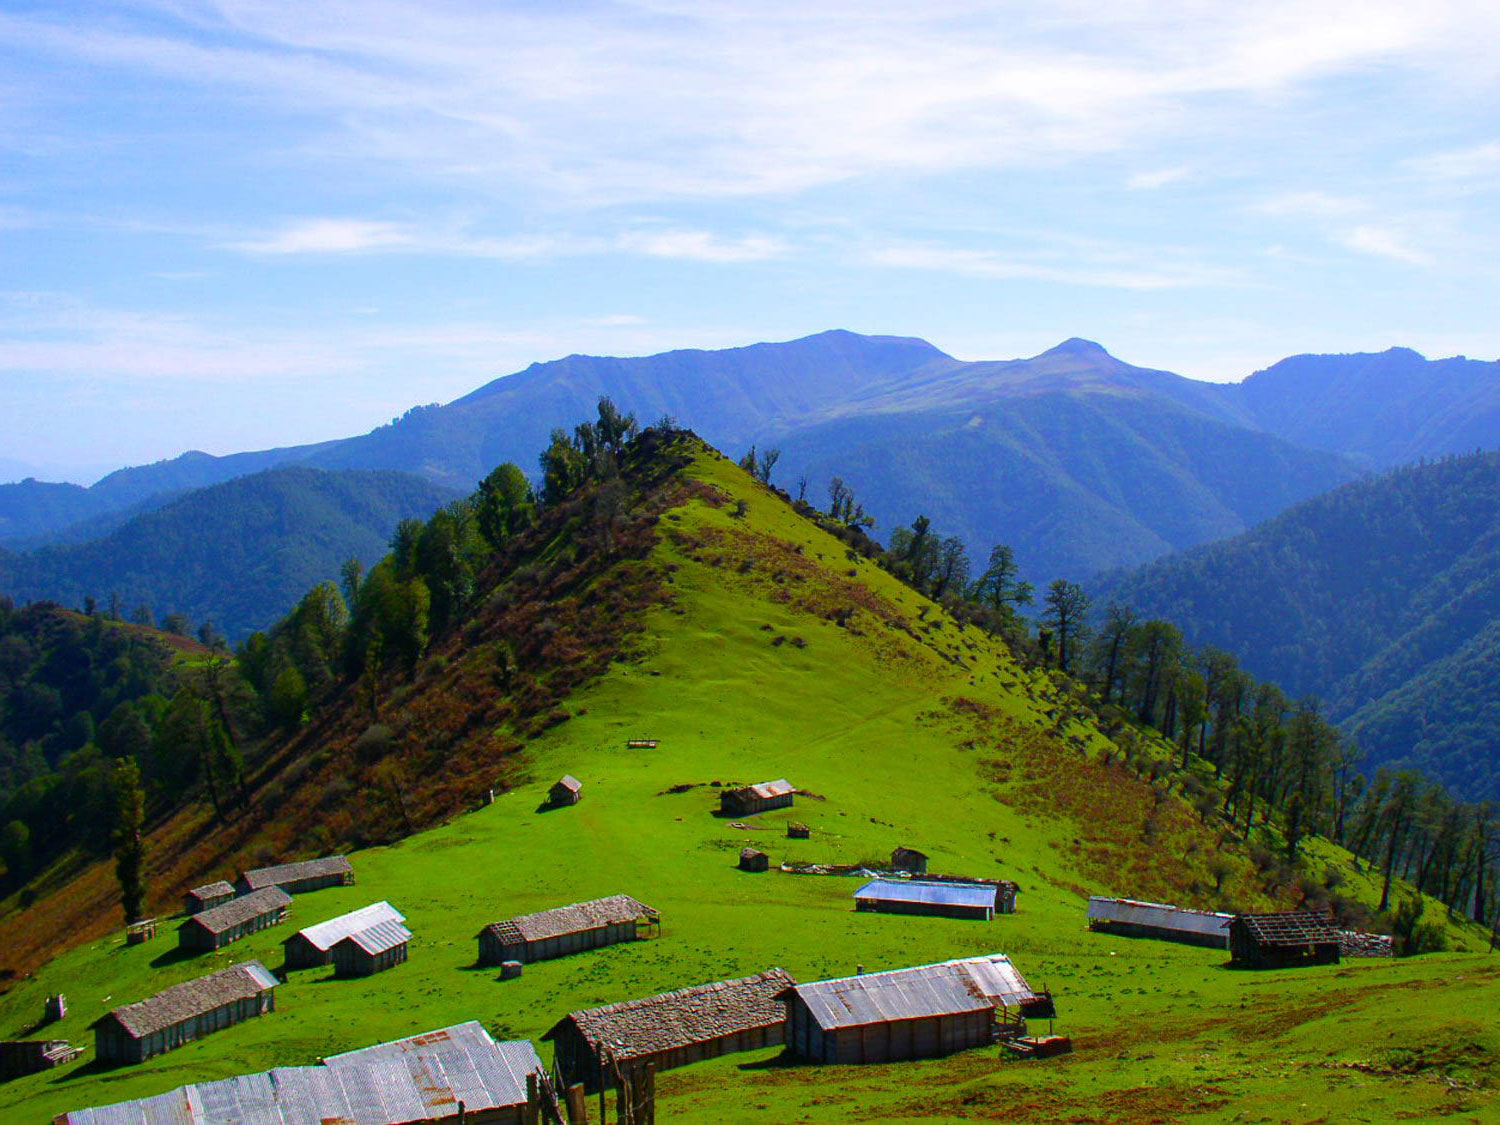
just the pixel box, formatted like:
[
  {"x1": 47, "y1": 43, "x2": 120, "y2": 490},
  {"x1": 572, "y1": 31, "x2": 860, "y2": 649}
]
[
  {"x1": 230, "y1": 218, "x2": 417, "y2": 254},
  {"x1": 615, "y1": 229, "x2": 786, "y2": 263},
  {"x1": 1126, "y1": 168, "x2": 1189, "y2": 190},
  {"x1": 1406, "y1": 141, "x2": 1500, "y2": 181},
  {"x1": 1340, "y1": 225, "x2": 1434, "y2": 266},
  {"x1": 1252, "y1": 191, "x2": 1369, "y2": 218},
  {"x1": 866, "y1": 239, "x2": 1241, "y2": 291}
]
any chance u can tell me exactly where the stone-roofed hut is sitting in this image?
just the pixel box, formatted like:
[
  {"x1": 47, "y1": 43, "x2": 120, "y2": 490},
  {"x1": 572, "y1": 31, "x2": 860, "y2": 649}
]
[
  {"x1": 720, "y1": 778, "x2": 795, "y2": 817},
  {"x1": 890, "y1": 846, "x2": 929, "y2": 875},
  {"x1": 331, "y1": 917, "x2": 412, "y2": 977},
  {"x1": 0, "y1": 1039, "x2": 82, "y2": 1079},
  {"x1": 853, "y1": 878, "x2": 996, "y2": 920},
  {"x1": 1088, "y1": 896, "x2": 1232, "y2": 950},
  {"x1": 177, "y1": 886, "x2": 291, "y2": 952},
  {"x1": 1230, "y1": 911, "x2": 1342, "y2": 969},
  {"x1": 183, "y1": 881, "x2": 235, "y2": 915},
  {"x1": 543, "y1": 968, "x2": 795, "y2": 1091},
  {"x1": 91, "y1": 961, "x2": 278, "y2": 1064},
  {"x1": 550, "y1": 775, "x2": 583, "y2": 807},
  {"x1": 60, "y1": 1021, "x2": 544, "y2": 1125},
  {"x1": 739, "y1": 847, "x2": 770, "y2": 872},
  {"x1": 282, "y1": 901, "x2": 406, "y2": 970},
  {"x1": 477, "y1": 895, "x2": 658, "y2": 966},
  {"x1": 235, "y1": 855, "x2": 354, "y2": 896},
  {"x1": 783, "y1": 954, "x2": 1052, "y2": 1065}
]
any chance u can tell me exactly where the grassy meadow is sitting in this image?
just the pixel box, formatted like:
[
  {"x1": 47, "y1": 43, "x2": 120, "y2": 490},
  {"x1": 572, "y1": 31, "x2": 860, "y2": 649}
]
[{"x1": 2, "y1": 445, "x2": 1495, "y2": 1122}]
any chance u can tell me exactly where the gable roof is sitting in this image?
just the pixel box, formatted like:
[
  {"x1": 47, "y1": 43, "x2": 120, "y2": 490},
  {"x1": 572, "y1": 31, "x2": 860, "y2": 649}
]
[
  {"x1": 479, "y1": 894, "x2": 657, "y2": 945},
  {"x1": 730, "y1": 779, "x2": 793, "y2": 800},
  {"x1": 1088, "y1": 896, "x2": 1232, "y2": 938},
  {"x1": 789, "y1": 954, "x2": 1039, "y2": 1031},
  {"x1": 854, "y1": 878, "x2": 995, "y2": 910},
  {"x1": 286, "y1": 901, "x2": 405, "y2": 954},
  {"x1": 552, "y1": 775, "x2": 583, "y2": 792},
  {"x1": 239, "y1": 855, "x2": 352, "y2": 891},
  {"x1": 179, "y1": 886, "x2": 291, "y2": 937},
  {"x1": 94, "y1": 962, "x2": 278, "y2": 1039},
  {"x1": 543, "y1": 969, "x2": 795, "y2": 1060},
  {"x1": 333, "y1": 918, "x2": 412, "y2": 957},
  {"x1": 185, "y1": 880, "x2": 234, "y2": 901},
  {"x1": 1234, "y1": 911, "x2": 1342, "y2": 946}
]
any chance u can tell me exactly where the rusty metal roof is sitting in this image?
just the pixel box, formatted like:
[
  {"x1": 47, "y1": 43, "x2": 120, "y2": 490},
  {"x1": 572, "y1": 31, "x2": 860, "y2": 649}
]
[
  {"x1": 479, "y1": 894, "x2": 657, "y2": 944},
  {"x1": 287, "y1": 901, "x2": 406, "y2": 954},
  {"x1": 93, "y1": 961, "x2": 278, "y2": 1040},
  {"x1": 177, "y1": 886, "x2": 291, "y2": 937},
  {"x1": 239, "y1": 854, "x2": 353, "y2": 891},
  {"x1": 60, "y1": 1022, "x2": 543, "y2": 1124},
  {"x1": 542, "y1": 969, "x2": 795, "y2": 1061},
  {"x1": 854, "y1": 878, "x2": 995, "y2": 910},
  {"x1": 1088, "y1": 896, "x2": 1232, "y2": 938},
  {"x1": 790, "y1": 954, "x2": 1040, "y2": 1031},
  {"x1": 735, "y1": 779, "x2": 793, "y2": 800}
]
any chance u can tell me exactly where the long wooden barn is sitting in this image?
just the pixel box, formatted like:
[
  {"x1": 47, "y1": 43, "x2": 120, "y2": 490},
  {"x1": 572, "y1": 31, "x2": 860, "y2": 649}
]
[
  {"x1": 783, "y1": 954, "x2": 1053, "y2": 1065},
  {"x1": 60, "y1": 1021, "x2": 545, "y2": 1125},
  {"x1": 1087, "y1": 896, "x2": 1233, "y2": 949},
  {"x1": 91, "y1": 961, "x2": 278, "y2": 1065},
  {"x1": 182, "y1": 881, "x2": 235, "y2": 915},
  {"x1": 282, "y1": 901, "x2": 406, "y2": 970},
  {"x1": 853, "y1": 878, "x2": 997, "y2": 920},
  {"x1": 177, "y1": 886, "x2": 291, "y2": 952},
  {"x1": 543, "y1": 968, "x2": 795, "y2": 1092},
  {"x1": 719, "y1": 779, "x2": 795, "y2": 817},
  {"x1": 236, "y1": 854, "x2": 354, "y2": 895},
  {"x1": 477, "y1": 894, "x2": 658, "y2": 966},
  {"x1": 1230, "y1": 912, "x2": 1342, "y2": 969}
]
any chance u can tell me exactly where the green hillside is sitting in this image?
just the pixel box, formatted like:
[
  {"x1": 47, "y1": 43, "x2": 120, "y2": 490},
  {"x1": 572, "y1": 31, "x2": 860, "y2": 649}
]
[{"x1": 1, "y1": 438, "x2": 1495, "y2": 1123}]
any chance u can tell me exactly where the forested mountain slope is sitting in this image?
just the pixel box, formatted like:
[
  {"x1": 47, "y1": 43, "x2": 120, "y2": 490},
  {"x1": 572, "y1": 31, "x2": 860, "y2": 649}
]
[
  {"x1": 1099, "y1": 451, "x2": 1500, "y2": 798},
  {"x1": 0, "y1": 467, "x2": 458, "y2": 640},
  {"x1": 1, "y1": 424, "x2": 1493, "y2": 1124}
]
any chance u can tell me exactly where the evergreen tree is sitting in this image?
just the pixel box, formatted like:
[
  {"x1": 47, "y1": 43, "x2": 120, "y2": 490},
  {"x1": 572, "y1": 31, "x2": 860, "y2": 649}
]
[{"x1": 112, "y1": 757, "x2": 146, "y2": 923}]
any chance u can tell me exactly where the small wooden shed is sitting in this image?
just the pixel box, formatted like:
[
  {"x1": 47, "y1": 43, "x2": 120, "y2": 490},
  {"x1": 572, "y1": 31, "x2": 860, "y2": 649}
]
[
  {"x1": 330, "y1": 917, "x2": 412, "y2": 977},
  {"x1": 550, "y1": 775, "x2": 583, "y2": 806},
  {"x1": 543, "y1": 968, "x2": 796, "y2": 1092},
  {"x1": 739, "y1": 847, "x2": 770, "y2": 872},
  {"x1": 787, "y1": 822, "x2": 810, "y2": 839},
  {"x1": 282, "y1": 901, "x2": 406, "y2": 970},
  {"x1": 91, "y1": 961, "x2": 278, "y2": 1064},
  {"x1": 890, "y1": 847, "x2": 929, "y2": 875},
  {"x1": 853, "y1": 878, "x2": 996, "y2": 921},
  {"x1": 177, "y1": 886, "x2": 291, "y2": 953},
  {"x1": 125, "y1": 918, "x2": 157, "y2": 945},
  {"x1": 1230, "y1": 911, "x2": 1342, "y2": 969},
  {"x1": 0, "y1": 1039, "x2": 82, "y2": 1079},
  {"x1": 183, "y1": 881, "x2": 236, "y2": 915},
  {"x1": 477, "y1": 894, "x2": 659, "y2": 965},
  {"x1": 236, "y1": 855, "x2": 354, "y2": 896},
  {"x1": 720, "y1": 779, "x2": 795, "y2": 817},
  {"x1": 783, "y1": 954, "x2": 1050, "y2": 1066}
]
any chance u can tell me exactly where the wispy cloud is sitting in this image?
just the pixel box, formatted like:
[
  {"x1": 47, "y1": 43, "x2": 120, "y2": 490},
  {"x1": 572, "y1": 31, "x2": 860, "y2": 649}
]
[
  {"x1": 1406, "y1": 141, "x2": 1500, "y2": 182},
  {"x1": 866, "y1": 239, "x2": 1241, "y2": 291},
  {"x1": 1251, "y1": 191, "x2": 1369, "y2": 218},
  {"x1": 1339, "y1": 225, "x2": 1434, "y2": 266},
  {"x1": 1126, "y1": 167, "x2": 1190, "y2": 190}
]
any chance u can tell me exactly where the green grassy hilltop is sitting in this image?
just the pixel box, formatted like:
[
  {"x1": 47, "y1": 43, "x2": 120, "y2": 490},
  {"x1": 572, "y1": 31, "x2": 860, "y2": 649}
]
[{"x1": 2, "y1": 439, "x2": 1495, "y2": 1123}]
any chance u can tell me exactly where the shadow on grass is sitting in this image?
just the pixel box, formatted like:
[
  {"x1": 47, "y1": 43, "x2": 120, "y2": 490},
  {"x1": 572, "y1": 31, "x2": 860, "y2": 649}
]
[
  {"x1": 737, "y1": 1050, "x2": 801, "y2": 1072},
  {"x1": 534, "y1": 802, "x2": 571, "y2": 814},
  {"x1": 49, "y1": 1056, "x2": 121, "y2": 1084},
  {"x1": 148, "y1": 945, "x2": 202, "y2": 970}
]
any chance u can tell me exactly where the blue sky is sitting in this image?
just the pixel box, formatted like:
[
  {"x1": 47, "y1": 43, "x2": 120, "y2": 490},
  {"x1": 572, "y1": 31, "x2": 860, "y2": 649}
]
[{"x1": 4, "y1": 1, "x2": 1499, "y2": 481}]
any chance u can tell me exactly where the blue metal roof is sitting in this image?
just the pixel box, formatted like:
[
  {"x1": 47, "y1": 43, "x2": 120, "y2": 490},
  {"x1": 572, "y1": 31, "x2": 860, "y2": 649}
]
[{"x1": 854, "y1": 879, "x2": 995, "y2": 910}]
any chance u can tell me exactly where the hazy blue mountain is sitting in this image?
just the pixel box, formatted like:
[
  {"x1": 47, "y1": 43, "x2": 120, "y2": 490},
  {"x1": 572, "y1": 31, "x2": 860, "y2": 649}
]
[
  {"x1": 0, "y1": 467, "x2": 459, "y2": 639},
  {"x1": 1097, "y1": 451, "x2": 1500, "y2": 800}
]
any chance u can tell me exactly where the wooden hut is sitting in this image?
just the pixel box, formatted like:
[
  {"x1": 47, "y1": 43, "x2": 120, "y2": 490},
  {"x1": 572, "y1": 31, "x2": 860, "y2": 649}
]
[
  {"x1": 330, "y1": 916, "x2": 412, "y2": 977},
  {"x1": 1230, "y1": 912, "x2": 1342, "y2": 969},
  {"x1": 719, "y1": 778, "x2": 795, "y2": 816},
  {"x1": 890, "y1": 847, "x2": 929, "y2": 875},
  {"x1": 853, "y1": 878, "x2": 995, "y2": 920},
  {"x1": 91, "y1": 961, "x2": 278, "y2": 1064},
  {"x1": 787, "y1": 822, "x2": 810, "y2": 839},
  {"x1": 782, "y1": 954, "x2": 1051, "y2": 1065},
  {"x1": 549, "y1": 775, "x2": 583, "y2": 806},
  {"x1": 0, "y1": 1039, "x2": 82, "y2": 1079},
  {"x1": 235, "y1": 855, "x2": 353, "y2": 896},
  {"x1": 477, "y1": 894, "x2": 658, "y2": 966},
  {"x1": 282, "y1": 901, "x2": 406, "y2": 970},
  {"x1": 125, "y1": 918, "x2": 157, "y2": 945},
  {"x1": 177, "y1": 886, "x2": 291, "y2": 952},
  {"x1": 1088, "y1": 896, "x2": 1232, "y2": 950},
  {"x1": 739, "y1": 847, "x2": 770, "y2": 872},
  {"x1": 544, "y1": 968, "x2": 795, "y2": 1092},
  {"x1": 183, "y1": 880, "x2": 235, "y2": 915},
  {"x1": 61, "y1": 1022, "x2": 545, "y2": 1125}
]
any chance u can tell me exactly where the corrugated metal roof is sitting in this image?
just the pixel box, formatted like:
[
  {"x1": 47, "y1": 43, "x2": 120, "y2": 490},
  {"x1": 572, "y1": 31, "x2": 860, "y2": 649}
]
[
  {"x1": 288, "y1": 902, "x2": 406, "y2": 954},
  {"x1": 240, "y1": 855, "x2": 353, "y2": 891},
  {"x1": 61, "y1": 1023, "x2": 542, "y2": 1124},
  {"x1": 791, "y1": 954, "x2": 1039, "y2": 1031},
  {"x1": 336, "y1": 918, "x2": 412, "y2": 957},
  {"x1": 743, "y1": 779, "x2": 793, "y2": 800},
  {"x1": 179, "y1": 886, "x2": 291, "y2": 937},
  {"x1": 94, "y1": 961, "x2": 278, "y2": 1039},
  {"x1": 554, "y1": 775, "x2": 582, "y2": 792},
  {"x1": 854, "y1": 879, "x2": 995, "y2": 910},
  {"x1": 480, "y1": 894, "x2": 657, "y2": 944},
  {"x1": 1088, "y1": 896, "x2": 1232, "y2": 938}
]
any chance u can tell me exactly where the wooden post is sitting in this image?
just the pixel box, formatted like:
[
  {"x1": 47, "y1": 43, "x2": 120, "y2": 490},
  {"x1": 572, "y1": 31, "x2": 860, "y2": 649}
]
[
  {"x1": 642, "y1": 1063, "x2": 656, "y2": 1125},
  {"x1": 524, "y1": 1073, "x2": 540, "y2": 1125},
  {"x1": 564, "y1": 1083, "x2": 589, "y2": 1125}
]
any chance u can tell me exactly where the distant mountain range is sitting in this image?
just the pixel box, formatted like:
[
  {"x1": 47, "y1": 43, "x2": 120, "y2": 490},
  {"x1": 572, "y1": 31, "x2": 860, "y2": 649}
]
[
  {"x1": 1098, "y1": 451, "x2": 1500, "y2": 801},
  {"x1": 4, "y1": 330, "x2": 1500, "y2": 616},
  {"x1": 0, "y1": 467, "x2": 459, "y2": 639}
]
